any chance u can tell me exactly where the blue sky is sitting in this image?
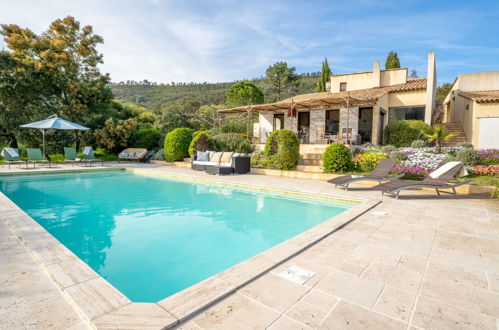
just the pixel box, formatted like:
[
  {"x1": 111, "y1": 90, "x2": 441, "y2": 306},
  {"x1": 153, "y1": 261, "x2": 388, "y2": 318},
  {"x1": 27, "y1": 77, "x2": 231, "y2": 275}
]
[{"x1": 1, "y1": 0, "x2": 498, "y2": 84}]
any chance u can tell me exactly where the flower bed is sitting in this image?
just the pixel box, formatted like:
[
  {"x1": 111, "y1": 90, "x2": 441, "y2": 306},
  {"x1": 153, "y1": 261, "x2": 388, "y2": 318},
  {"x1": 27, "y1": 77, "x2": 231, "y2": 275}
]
[{"x1": 391, "y1": 164, "x2": 429, "y2": 180}]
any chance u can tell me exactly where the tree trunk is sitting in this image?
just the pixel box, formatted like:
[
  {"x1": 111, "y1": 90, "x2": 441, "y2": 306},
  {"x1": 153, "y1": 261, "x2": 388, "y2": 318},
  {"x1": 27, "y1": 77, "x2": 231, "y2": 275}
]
[
  {"x1": 435, "y1": 140, "x2": 441, "y2": 153},
  {"x1": 7, "y1": 133, "x2": 18, "y2": 148}
]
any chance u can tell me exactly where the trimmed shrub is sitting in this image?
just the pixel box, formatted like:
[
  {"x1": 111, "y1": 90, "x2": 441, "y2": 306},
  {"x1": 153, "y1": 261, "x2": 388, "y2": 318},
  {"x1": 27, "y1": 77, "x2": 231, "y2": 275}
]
[
  {"x1": 457, "y1": 142, "x2": 474, "y2": 149},
  {"x1": 130, "y1": 128, "x2": 162, "y2": 151},
  {"x1": 411, "y1": 140, "x2": 427, "y2": 148},
  {"x1": 164, "y1": 128, "x2": 194, "y2": 162},
  {"x1": 456, "y1": 148, "x2": 481, "y2": 166},
  {"x1": 353, "y1": 152, "x2": 389, "y2": 172},
  {"x1": 189, "y1": 131, "x2": 213, "y2": 155},
  {"x1": 323, "y1": 142, "x2": 353, "y2": 173},
  {"x1": 212, "y1": 133, "x2": 253, "y2": 153},
  {"x1": 384, "y1": 120, "x2": 431, "y2": 147},
  {"x1": 265, "y1": 129, "x2": 300, "y2": 170},
  {"x1": 49, "y1": 154, "x2": 65, "y2": 163},
  {"x1": 390, "y1": 150, "x2": 408, "y2": 161}
]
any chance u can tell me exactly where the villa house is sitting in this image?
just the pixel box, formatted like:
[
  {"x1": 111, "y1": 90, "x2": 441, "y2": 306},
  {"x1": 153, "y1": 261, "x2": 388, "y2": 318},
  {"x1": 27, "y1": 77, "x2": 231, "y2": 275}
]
[
  {"x1": 220, "y1": 52, "x2": 437, "y2": 146},
  {"x1": 443, "y1": 71, "x2": 499, "y2": 148}
]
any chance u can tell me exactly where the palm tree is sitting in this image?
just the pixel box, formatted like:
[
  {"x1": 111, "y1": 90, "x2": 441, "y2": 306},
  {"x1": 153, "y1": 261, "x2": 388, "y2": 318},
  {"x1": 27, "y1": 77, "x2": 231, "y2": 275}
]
[{"x1": 421, "y1": 125, "x2": 456, "y2": 153}]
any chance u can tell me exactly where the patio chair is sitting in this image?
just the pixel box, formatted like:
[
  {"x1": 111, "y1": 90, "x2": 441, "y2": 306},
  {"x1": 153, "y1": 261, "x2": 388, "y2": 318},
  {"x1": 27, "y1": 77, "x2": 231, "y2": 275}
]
[
  {"x1": 82, "y1": 147, "x2": 104, "y2": 167},
  {"x1": 327, "y1": 158, "x2": 402, "y2": 190},
  {"x1": 372, "y1": 161, "x2": 470, "y2": 199},
  {"x1": 27, "y1": 148, "x2": 51, "y2": 168},
  {"x1": 1, "y1": 148, "x2": 27, "y2": 169},
  {"x1": 63, "y1": 147, "x2": 83, "y2": 166}
]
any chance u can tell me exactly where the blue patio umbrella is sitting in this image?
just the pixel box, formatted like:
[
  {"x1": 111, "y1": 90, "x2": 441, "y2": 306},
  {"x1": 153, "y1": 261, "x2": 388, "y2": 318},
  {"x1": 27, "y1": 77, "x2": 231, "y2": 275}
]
[{"x1": 20, "y1": 115, "x2": 89, "y2": 158}]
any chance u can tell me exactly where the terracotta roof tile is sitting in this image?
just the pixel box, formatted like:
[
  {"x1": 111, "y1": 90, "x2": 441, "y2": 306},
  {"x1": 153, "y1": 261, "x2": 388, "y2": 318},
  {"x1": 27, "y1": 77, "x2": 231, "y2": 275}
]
[{"x1": 459, "y1": 90, "x2": 499, "y2": 103}]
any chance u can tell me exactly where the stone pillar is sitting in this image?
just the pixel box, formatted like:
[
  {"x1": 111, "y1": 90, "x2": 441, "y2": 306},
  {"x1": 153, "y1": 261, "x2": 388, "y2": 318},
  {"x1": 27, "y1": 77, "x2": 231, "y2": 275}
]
[
  {"x1": 425, "y1": 52, "x2": 437, "y2": 125},
  {"x1": 371, "y1": 106, "x2": 380, "y2": 145},
  {"x1": 258, "y1": 112, "x2": 273, "y2": 143},
  {"x1": 309, "y1": 109, "x2": 326, "y2": 143},
  {"x1": 283, "y1": 114, "x2": 297, "y2": 132},
  {"x1": 339, "y1": 107, "x2": 359, "y2": 137}
]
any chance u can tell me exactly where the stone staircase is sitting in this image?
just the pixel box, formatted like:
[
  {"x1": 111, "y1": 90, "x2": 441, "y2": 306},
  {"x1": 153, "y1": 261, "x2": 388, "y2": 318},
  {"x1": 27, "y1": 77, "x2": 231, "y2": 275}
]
[
  {"x1": 296, "y1": 152, "x2": 323, "y2": 173},
  {"x1": 440, "y1": 122, "x2": 468, "y2": 146}
]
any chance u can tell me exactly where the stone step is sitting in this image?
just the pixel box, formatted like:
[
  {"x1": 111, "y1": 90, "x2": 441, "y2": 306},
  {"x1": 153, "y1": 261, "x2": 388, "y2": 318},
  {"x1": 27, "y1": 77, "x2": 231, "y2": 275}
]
[
  {"x1": 296, "y1": 165, "x2": 323, "y2": 172},
  {"x1": 298, "y1": 159, "x2": 323, "y2": 166},
  {"x1": 183, "y1": 158, "x2": 192, "y2": 163},
  {"x1": 300, "y1": 153, "x2": 323, "y2": 160},
  {"x1": 173, "y1": 161, "x2": 191, "y2": 168}
]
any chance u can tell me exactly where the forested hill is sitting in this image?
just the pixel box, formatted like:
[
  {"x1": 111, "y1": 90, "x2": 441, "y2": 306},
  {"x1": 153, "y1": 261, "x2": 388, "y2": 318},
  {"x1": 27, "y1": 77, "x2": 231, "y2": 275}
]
[{"x1": 109, "y1": 73, "x2": 320, "y2": 110}]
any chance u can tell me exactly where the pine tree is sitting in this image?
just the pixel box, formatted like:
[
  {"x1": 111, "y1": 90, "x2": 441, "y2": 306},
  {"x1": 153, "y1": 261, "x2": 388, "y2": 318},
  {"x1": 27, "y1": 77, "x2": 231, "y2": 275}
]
[
  {"x1": 317, "y1": 58, "x2": 332, "y2": 92},
  {"x1": 385, "y1": 51, "x2": 401, "y2": 69},
  {"x1": 410, "y1": 69, "x2": 418, "y2": 78}
]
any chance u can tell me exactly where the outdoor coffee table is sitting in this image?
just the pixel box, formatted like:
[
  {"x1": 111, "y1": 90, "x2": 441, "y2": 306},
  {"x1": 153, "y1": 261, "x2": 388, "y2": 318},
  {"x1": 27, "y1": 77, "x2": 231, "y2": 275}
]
[{"x1": 205, "y1": 165, "x2": 233, "y2": 175}]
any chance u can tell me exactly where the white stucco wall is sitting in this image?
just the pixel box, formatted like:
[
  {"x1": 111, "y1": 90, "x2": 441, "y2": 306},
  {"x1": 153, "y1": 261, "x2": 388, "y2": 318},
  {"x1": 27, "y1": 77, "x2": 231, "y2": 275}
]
[{"x1": 258, "y1": 112, "x2": 273, "y2": 143}]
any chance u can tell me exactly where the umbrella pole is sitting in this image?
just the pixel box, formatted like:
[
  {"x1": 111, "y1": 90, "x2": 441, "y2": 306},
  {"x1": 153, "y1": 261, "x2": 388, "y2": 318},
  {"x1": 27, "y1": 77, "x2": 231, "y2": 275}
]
[{"x1": 42, "y1": 129, "x2": 45, "y2": 160}]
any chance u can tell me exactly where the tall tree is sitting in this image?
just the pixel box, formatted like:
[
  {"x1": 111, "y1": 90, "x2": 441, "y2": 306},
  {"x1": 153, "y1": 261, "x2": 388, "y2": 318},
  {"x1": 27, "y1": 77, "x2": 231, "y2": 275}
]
[
  {"x1": 226, "y1": 81, "x2": 264, "y2": 107},
  {"x1": 265, "y1": 61, "x2": 300, "y2": 101},
  {"x1": 385, "y1": 51, "x2": 401, "y2": 69},
  {"x1": 317, "y1": 58, "x2": 332, "y2": 92},
  {"x1": 410, "y1": 69, "x2": 418, "y2": 78},
  {"x1": 0, "y1": 16, "x2": 113, "y2": 148}
]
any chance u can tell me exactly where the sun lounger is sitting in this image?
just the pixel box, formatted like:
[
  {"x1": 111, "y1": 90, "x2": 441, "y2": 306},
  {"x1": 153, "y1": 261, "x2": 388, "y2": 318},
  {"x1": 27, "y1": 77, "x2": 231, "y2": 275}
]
[
  {"x1": 83, "y1": 147, "x2": 104, "y2": 167},
  {"x1": 1, "y1": 148, "x2": 27, "y2": 169},
  {"x1": 118, "y1": 148, "x2": 147, "y2": 162},
  {"x1": 27, "y1": 148, "x2": 51, "y2": 168},
  {"x1": 372, "y1": 161, "x2": 470, "y2": 199},
  {"x1": 63, "y1": 147, "x2": 83, "y2": 166},
  {"x1": 327, "y1": 158, "x2": 402, "y2": 190}
]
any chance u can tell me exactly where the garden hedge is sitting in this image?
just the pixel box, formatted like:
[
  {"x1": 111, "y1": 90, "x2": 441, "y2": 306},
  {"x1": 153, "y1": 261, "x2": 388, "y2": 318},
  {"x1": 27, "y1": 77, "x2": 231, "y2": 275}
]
[
  {"x1": 212, "y1": 133, "x2": 253, "y2": 153},
  {"x1": 130, "y1": 128, "x2": 162, "y2": 151},
  {"x1": 264, "y1": 129, "x2": 300, "y2": 170},
  {"x1": 323, "y1": 142, "x2": 353, "y2": 173},
  {"x1": 163, "y1": 128, "x2": 194, "y2": 162},
  {"x1": 384, "y1": 120, "x2": 430, "y2": 147},
  {"x1": 188, "y1": 131, "x2": 213, "y2": 155}
]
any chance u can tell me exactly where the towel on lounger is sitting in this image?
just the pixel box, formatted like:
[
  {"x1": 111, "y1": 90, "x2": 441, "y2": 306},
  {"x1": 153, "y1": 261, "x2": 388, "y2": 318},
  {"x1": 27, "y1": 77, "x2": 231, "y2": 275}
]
[{"x1": 429, "y1": 161, "x2": 468, "y2": 179}]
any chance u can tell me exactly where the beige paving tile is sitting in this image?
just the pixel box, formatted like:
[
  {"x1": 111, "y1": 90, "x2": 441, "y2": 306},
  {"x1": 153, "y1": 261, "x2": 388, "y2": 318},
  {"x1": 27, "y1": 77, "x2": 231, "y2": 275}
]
[
  {"x1": 319, "y1": 300, "x2": 406, "y2": 329},
  {"x1": 271, "y1": 256, "x2": 332, "y2": 288},
  {"x1": 45, "y1": 258, "x2": 100, "y2": 289},
  {"x1": 421, "y1": 274, "x2": 499, "y2": 319},
  {"x1": 297, "y1": 244, "x2": 349, "y2": 268},
  {"x1": 316, "y1": 269, "x2": 384, "y2": 308},
  {"x1": 362, "y1": 262, "x2": 424, "y2": 294},
  {"x1": 319, "y1": 236, "x2": 360, "y2": 255},
  {"x1": 373, "y1": 286, "x2": 416, "y2": 323},
  {"x1": 351, "y1": 244, "x2": 403, "y2": 267},
  {"x1": 397, "y1": 254, "x2": 428, "y2": 273},
  {"x1": 64, "y1": 277, "x2": 130, "y2": 320},
  {"x1": 238, "y1": 273, "x2": 309, "y2": 313},
  {"x1": 411, "y1": 296, "x2": 496, "y2": 329},
  {"x1": 29, "y1": 243, "x2": 77, "y2": 266},
  {"x1": 300, "y1": 289, "x2": 339, "y2": 313},
  {"x1": 268, "y1": 316, "x2": 311, "y2": 330},
  {"x1": 286, "y1": 300, "x2": 327, "y2": 328},
  {"x1": 427, "y1": 260, "x2": 489, "y2": 290},
  {"x1": 215, "y1": 255, "x2": 275, "y2": 287},
  {"x1": 158, "y1": 276, "x2": 236, "y2": 320},
  {"x1": 0, "y1": 294, "x2": 82, "y2": 329},
  {"x1": 174, "y1": 321, "x2": 202, "y2": 330},
  {"x1": 487, "y1": 272, "x2": 499, "y2": 292},
  {"x1": 65, "y1": 321, "x2": 93, "y2": 330},
  {"x1": 92, "y1": 302, "x2": 177, "y2": 329},
  {"x1": 192, "y1": 293, "x2": 280, "y2": 330}
]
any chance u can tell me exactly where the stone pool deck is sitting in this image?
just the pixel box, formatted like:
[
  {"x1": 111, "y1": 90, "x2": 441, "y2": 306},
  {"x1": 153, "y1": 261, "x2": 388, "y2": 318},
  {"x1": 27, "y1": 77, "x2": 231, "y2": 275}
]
[{"x1": 0, "y1": 163, "x2": 498, "y2": 329}]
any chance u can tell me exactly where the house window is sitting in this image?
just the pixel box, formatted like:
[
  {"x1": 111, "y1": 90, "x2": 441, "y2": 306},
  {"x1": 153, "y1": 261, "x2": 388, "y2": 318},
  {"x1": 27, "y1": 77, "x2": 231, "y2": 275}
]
[
  {"x1": 325, "y1": 110, "x2": 339, "y2": 134},
  {"x1": 388, "y1": 106, "x2": 425, "y2": 122},
  {"x1": 273, "y1": 114, "x2": 284, "y2": 130},
  {"x1": 340, "y1": 82, "x2": 347, "y2": 92}
]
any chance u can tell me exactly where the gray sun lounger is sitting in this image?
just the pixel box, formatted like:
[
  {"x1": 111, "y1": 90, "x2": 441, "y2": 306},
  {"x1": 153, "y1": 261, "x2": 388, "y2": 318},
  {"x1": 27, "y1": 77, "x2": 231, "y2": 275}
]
[
  {"x1": 327, "y1": 158, "x2": 402, "y2": 190},
  {"x1": 64, "y1": 147, "x2": 83, "y2": 166},
  {"x1": 372, "y1": 162, "x2": 470, "y2": 199},
  {"x1": 27, "y1": 148, "x2": 51, "y2": 168},
  {"x1": 1, "y1": 148, "x2": 27, "y2": 169},
  {"x1": 82, "y1": 147, "x2": 103, "y2": 167}
]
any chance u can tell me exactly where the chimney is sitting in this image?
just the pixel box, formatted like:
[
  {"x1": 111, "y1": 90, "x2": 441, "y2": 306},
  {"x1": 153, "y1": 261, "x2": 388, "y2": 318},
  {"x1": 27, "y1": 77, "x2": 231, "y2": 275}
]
[
  {"x1": 424, "y1": 52, "x2": 437, "y2": 125},
  {"x1": 372, "y1": 61, "x2": 381, "y2": 88}
]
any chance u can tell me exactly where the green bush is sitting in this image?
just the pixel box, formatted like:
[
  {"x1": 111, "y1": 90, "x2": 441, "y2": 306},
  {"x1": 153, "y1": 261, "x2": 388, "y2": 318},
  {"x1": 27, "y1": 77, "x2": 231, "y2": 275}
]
[
  {"x1": 390, "y1": 150, "x2": 408, "y2": 161},
  {"x1": 189, "y1": 131, "x2": 213, "y2": 155},
  {"x1": 456, "y1": 148, "x2": 481, "y2": 166},
  {"x1": 323, "y1": 142, "x2": 353, "y2": 173},
  {"x1": 212, "y1": 133, "x2": 253, "y2": 153},
  {"x1": 94, "y1": 149, "x2": 118, "y2": 161},
  {"x1": 384, "y1": 120, "x2": 431, "y2": 147},
  {"x1": 457, "y1": 142, "x2": 474, "y2": 149},
  {"x1": 353, "y1": 152, "x2": 388, "y2": 172},
  {"x1": 410, "y1": 140, "x2": 427, "y2": 148},
  {"x1": 130, "y1": 128, "x2": 162, "y2": 151},
  {"x1": 381, "y1": 145, "x2": 396, "y2": 153},
  {"x1": 164, "y1": 128, "x2": 194, "y2": 162},
  {"x1": 49, "y1": 154, "x2": 65, "y2": 163},
  {"x1": 264, "y1": 129, "x2": 300, "y2": 170}
]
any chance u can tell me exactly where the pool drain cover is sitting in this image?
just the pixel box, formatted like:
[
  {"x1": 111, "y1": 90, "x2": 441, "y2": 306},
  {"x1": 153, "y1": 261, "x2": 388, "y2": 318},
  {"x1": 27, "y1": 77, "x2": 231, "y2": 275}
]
[{"x1": 278, "y1": 266, "x2": 315, "y2": 285}]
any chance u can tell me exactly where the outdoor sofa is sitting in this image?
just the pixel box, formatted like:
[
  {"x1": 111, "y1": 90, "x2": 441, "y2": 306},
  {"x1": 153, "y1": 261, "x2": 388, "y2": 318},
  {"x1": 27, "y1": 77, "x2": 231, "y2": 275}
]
[
  {"x1": 192, "y1": 150, "x2": 251, "y2": 174},
  {"x1": 118, "y1": 148, "x2": 148, "y2": 162},
  {"x1": 372, "y1": 161, "x2": 470, "y2": 199}
]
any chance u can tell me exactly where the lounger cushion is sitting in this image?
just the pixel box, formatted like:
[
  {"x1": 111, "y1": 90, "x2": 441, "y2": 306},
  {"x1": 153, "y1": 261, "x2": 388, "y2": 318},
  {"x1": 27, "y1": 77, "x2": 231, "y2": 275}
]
[
  {"x1": 193, "y1": 161, "x2": 217, "y2": 166},
  {"x1": 196, "y1": 151, "x2": 210, "y2": 161},
  {"x1": 220, "y1": 152, "x2": 234, "y2": 163},
  {"x1": 210, "y1": 152, "x2": 223, "y2": 163},
  {"x1": 120, "y1": 153, "x2": 129, "y2": 157}
]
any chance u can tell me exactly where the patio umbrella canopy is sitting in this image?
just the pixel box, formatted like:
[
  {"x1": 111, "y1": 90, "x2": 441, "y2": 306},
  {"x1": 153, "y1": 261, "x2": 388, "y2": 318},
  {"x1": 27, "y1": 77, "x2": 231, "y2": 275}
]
[{"x1": 20, "y1": 115, "x2": 89, "y2": 158}]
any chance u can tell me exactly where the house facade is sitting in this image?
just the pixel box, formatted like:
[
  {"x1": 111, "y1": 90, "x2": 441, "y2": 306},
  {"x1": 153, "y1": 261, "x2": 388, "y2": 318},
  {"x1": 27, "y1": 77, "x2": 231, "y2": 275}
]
[
  {"x1": 220, "y1": 52, "x2": 437, "y2": 145},
  {"x1": 443, "y1": 71, "x2": 499, "y2": 148}
]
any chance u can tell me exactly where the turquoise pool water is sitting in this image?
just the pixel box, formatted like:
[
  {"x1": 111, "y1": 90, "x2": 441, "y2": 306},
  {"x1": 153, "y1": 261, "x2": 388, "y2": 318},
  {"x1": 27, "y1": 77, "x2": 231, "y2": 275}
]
[{"x1": 0, "y1": 171, "x2": 354, "y2": 302}]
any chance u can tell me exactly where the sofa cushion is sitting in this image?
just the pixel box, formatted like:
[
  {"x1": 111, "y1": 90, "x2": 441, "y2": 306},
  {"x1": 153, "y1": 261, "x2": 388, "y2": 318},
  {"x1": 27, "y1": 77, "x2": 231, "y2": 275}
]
[
  {"x1": 210, "y1": 152, "x2": 223, "y2": 163},
  {"x1": 220, "y1": 152, "x2": 234, "y2": 163},
  {"x1": 193, "y1": 161, "x2": 217, "y2": 166},
  {"x1": 196, "y1": 151, "x2": 210, "y2": 161}
]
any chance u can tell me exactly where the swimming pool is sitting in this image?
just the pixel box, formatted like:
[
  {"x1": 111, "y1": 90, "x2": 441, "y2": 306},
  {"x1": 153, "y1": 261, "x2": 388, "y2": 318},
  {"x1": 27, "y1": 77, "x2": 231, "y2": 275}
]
[{"x1": 0, "y1": 171, "x2": 354, "y2": 302}]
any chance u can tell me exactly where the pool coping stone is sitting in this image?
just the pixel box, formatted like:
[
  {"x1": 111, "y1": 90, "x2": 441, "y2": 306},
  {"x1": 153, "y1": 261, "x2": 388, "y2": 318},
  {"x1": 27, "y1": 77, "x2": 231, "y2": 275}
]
[{"x1": 0, "y1": 167, "x2": 380, "y2": 329}]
